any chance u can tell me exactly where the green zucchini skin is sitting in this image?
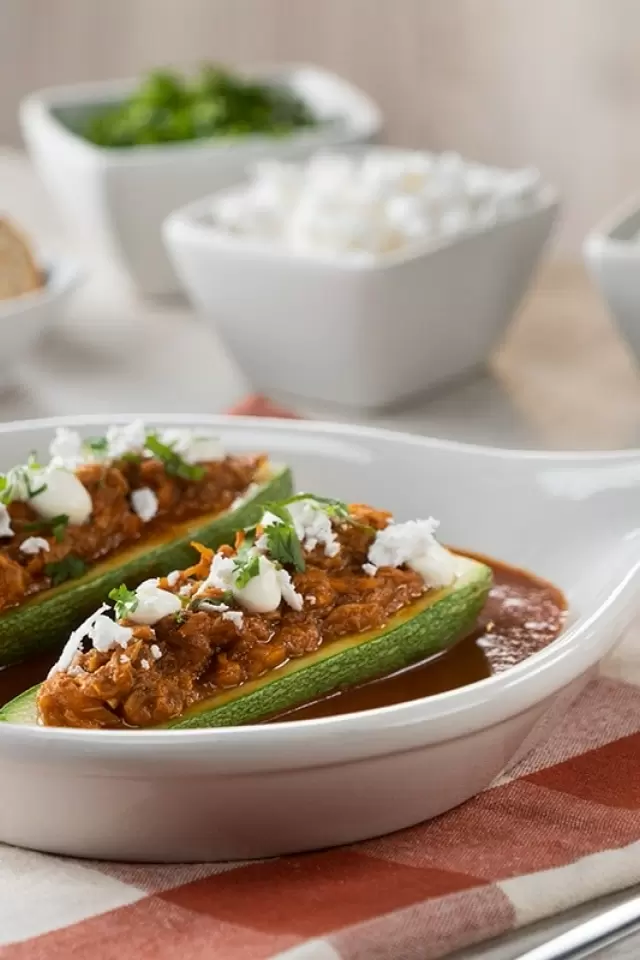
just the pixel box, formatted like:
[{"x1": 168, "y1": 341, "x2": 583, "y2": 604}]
[
  {"x1": 0, "y1": 466, "x2": 292, "y2": 668},
  {"x1": 0, "y1": 559, "x2": 491, "y2": 728}
]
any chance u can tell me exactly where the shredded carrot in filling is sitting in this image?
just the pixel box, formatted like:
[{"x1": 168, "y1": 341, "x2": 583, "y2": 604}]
[{"x1": 37, "y1": 503, "x2": 429, "y2": 730}]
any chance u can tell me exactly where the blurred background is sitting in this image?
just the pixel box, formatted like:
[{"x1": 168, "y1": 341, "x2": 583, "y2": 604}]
[
  {"x1": 2, "y1": 0, "x2": 638, "y2": 253},
  {"x1": 1, "y1": 0, "x2": 640, "y2": 447}
]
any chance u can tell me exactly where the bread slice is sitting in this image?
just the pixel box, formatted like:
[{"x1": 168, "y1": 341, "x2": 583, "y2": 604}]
[{"x1": 0, "y1": 218, "x2": 43, "y2": 302}]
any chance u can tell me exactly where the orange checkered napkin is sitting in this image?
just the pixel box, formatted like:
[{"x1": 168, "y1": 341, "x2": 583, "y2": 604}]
[{"x1": 2, "y1": 399, "x2": 640, "y2": 960}]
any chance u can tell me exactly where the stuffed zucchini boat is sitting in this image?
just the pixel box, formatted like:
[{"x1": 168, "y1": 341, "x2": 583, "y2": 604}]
[
  {"x1": 0, "y1": 495, "x2": 492, "y2": 728},
  {"x1": 0, "y1": 421, "x2": 291, "y2": 665}
]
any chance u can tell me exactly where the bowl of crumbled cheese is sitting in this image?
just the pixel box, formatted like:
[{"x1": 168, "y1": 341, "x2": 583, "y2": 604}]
[{"x1": 164, "y1": 148, "x2": 559, "y2": 410}]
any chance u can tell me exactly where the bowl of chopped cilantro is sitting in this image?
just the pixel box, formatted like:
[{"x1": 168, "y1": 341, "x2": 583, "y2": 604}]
[
  {"x1": 20, "y1": 64, "x2": 381, "y2": 295},
  {"x1": 84, "y1": 65, "x2": 319, "y2": 148}
]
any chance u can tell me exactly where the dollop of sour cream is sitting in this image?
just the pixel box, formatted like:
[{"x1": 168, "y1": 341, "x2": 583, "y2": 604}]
[
  {"x1": 127, "y1": 579, "x2": 182, "y2": 626},
  {"x1": 232, "y1": 555, "x2": 282, "y2": 613},
  {"x1": 30, "y1": 468, "x2": 93, "y2": 526}
]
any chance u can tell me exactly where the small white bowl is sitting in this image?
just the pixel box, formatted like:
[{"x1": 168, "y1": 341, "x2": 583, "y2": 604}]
[
  {"x1": 164, "y1": 181, "x2": 559, "y2": 411},
  {"x1": 0, "y1": 414, "x2": 638, "y2": 862},
  {"x1": 584, "y1": 195, "x2": 640, "y2": 358},
  {"x1": 20, "y1": 66, "x2": 381, "y2": 297},
  {"x1": 0, "y1": 256, "x2": 81, "y2": 370}
]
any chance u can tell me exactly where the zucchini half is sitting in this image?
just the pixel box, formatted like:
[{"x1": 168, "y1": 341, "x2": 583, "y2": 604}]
[
  {"x1": 0, "y1": 465, "x2": 292, "y2": 667},
  {"x1": 0, "y1": 557, "x2": 491, "y2": 728}
]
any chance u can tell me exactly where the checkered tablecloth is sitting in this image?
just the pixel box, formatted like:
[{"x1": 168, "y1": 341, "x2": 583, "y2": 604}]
[{"x1": 2, "y1": 398, "x2": 640, "y2": 959}]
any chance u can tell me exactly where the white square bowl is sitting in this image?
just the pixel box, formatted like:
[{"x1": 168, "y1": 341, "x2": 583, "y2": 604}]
[
  {"x1": 163, "y1": 184, "x2": 559, "y2": 411},
  {"x1": 583, "y1": 195, "x2": 640, "y2": 359},
  {"x1": 0, "y1": 255, "x2": 81, "y2": 374},
  {"x1": 20, "y1": 65, "x2": 381, "y2": 296}
]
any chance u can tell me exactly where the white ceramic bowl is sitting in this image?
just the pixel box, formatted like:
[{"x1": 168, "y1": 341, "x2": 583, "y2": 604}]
[
  {"x1": 0, "y1": 257, "x2": 81, "y2": 371},
  {"x1": 584, "y1": 195, "x2": 640, "y2": 359},
  {"x1": 20, "y1": 66, "x2": 381, "y2": 297},
  {"x1": 0, "y1": 414, "x2": 638, "y2": 862},
  {"x1": 163, "y1": 180, "x2": 559, "y2": 411}
]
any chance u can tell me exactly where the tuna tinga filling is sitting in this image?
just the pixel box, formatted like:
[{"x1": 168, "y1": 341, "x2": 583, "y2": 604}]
[
  {"x1": 0, "y1": 421, "x2": 266, "y2": 612},
  {"x1": 38, "y1": 497, "x2": 469, "y2": 728}
]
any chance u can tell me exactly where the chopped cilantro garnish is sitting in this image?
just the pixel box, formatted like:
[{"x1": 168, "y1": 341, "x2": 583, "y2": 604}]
[
  {"x1": 264, "y1": 522, "x2": 305, "y2": 572},
  {"x1": 45, "y1": 554, "x2": 87, "y2": 586},
  {"x1": 233, "y1": 552, "x2": 261, "y2": 588},
  {"x1": 108, "y1": 584, "x2": 139, "y2": 620},
  {"x1": 0, "y1": 464, "x2": 47, "y2": 505},
  {"x1": 144, "y1": 433, "x2": 205, "y2": 482},
  {"x1": 191, "y1": 591, "x2": 234, "y2": 611},
  {"x1": 86, "y1": 436, "x2": 108, "y2": 454},
  {"x1": 23, "y1": 514, "x2": 69, "y2": 543}
]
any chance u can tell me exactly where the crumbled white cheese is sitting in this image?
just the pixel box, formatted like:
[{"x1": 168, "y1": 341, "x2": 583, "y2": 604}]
[
  {"x1": 48, "y1": 603, "x2": 110, "y2": 677},
  {"x1": 67, "y1": 665, "x2": 86, "y2": 677},
  {"x1": 31, "y1": 467, "x2": 92, "y2": 525},
  {"x1": 0, "y1": 505, "x2": 13, "y2": 538},
  {"x1": 119, "y1": 654, "x2": 130, "y2": 664},
  {"x1": 159, "y1": 429, "x2": 223, "y2": 464},
  {"x1": 286, "y1": 499, "x2": 340, "y2": 557},
  {"x1": 166, "y1": 570, "x2": 180, "y2": 587},
  {"x1": 127, "y1": 579, "x2": 182, "y2": 626},
  {"x1": 305, "y1": 595, "x2": 316, "y2": 605},
  {"x1": 179, "y1": 583, "x2": 194, "y2": 598},
  {"x1": 210, "y1": 150, "x2": 544, "y2": 259},
  {"x1": 131, "y1": 487, "x2": 158, "y2": 523},
  {"x1": 222, "y1": 610, "x2": 244, "y2": 629},
  {"x1": 196, "y1": 552, "x2": 236, "y2": 595},
  {"x1": 140, "y1": 659, "x2": 150, "y2": 671},
  {"x1": 197, "y1": 600, "x2": 229, "y2": 613},
  {"x1": 368, "y1": 518, "x2": 458, "y2": 588},
  {"x1": 276, "y1": 567, "x2": 304, "y2": 612},
  {"x1": 150, "y1": 644, "x2": 162, "y2": 660},
  {"x1": 106, "y1": 419, "x2": 147, "y2": 459},
  {"x1": 49, "y1": 427, "x2": 85, "y2": 468},
  {"x1": 362, "y1": 562, "x2": 378, "y2": 577},
  {"x1": 20, "y1": 536, "x2": 50, "y2": 555}
]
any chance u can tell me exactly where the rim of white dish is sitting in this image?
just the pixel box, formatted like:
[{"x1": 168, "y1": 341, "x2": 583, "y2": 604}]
[{"x1": 0, "y1": 413, "x2": 639, "y2": 748}]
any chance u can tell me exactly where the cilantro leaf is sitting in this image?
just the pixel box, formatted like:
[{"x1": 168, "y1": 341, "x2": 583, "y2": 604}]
[
  {"x1": 23, "y1": 513, "x2": 69, "y2": 543},
  {"x1": 45, "y1": 554, "x2": 87, "y2": 586},
  {"x1": 190, "y1": 591, "x2": 234, "y2": 612},
  {"x1": 233, "y1": 552, "x2": 261, "y2": 589},
  {"x1": 265, "y1": 523, "x2": 305, "y2": 572},
  {"x1": 86, "y1": 436, "x2": 108, "y2": 454},
  {"x1": 145, "y1": 434, "x2": 205, "y2": 482},
  {"x1": 108, "y1": 584, "x2": 139, "y2": 620}
]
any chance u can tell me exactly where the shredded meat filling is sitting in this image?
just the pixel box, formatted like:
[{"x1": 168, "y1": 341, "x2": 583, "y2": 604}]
[
  {"x1": 37, "y1": 505, "x2": 428, "y2": 729},
  {"x1": 0, "y1": 455, "x2": 264, "y2": 612}
]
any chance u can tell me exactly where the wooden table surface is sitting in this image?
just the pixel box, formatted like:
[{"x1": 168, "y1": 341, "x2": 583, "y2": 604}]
[{"x1": 3, "y1": 148, "x2": 640, "y2": 958}]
